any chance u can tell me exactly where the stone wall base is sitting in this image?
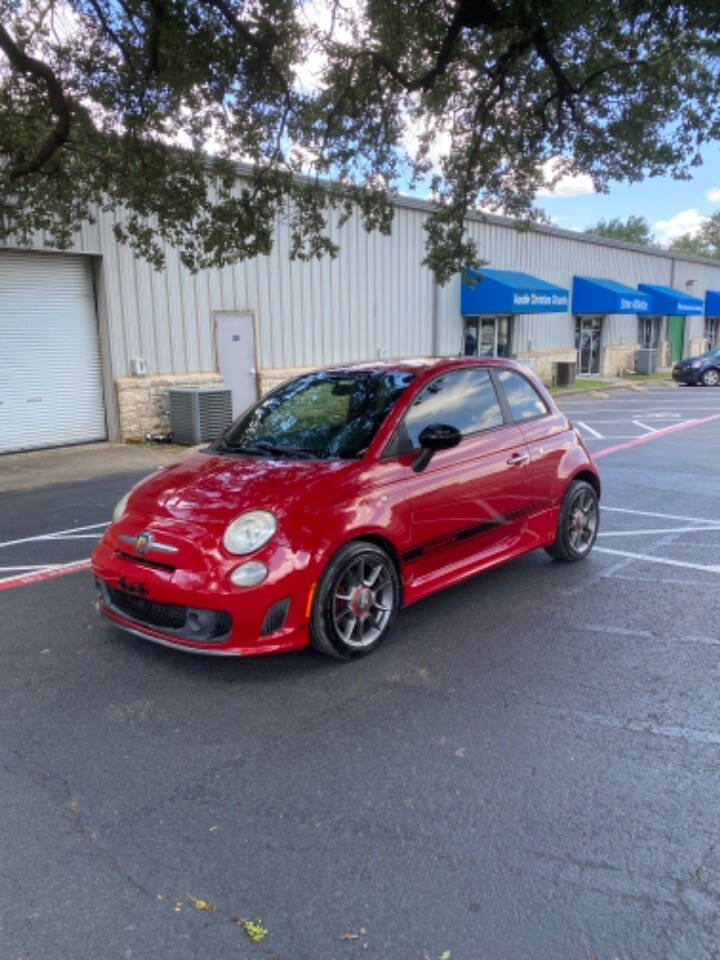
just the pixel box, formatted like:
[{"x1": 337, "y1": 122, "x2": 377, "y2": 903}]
[
  {"x1": 689, "y1": 337, "x2": 708, "y2": 358},
  {"x1": 115, "y1": 372, "x2": 223, "y2": 441},
  {"x1": 601, "y1": 343, "x2": 639, "y2": 378},
  {"x1": 512, "y1": 349, "x2": 577, "y2": 386},
  {"x1": 659, "y1": 339, "x2": 672, "y2": 369}
]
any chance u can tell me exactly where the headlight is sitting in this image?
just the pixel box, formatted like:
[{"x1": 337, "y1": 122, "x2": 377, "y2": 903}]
[
  {"x1": 691, "y1": 359, "x2": 703, "y2": 368},
  {"x1": 112, "y1": 491, "x2": 131, "y2": 523},
  {"x1": 223, "y1": 510, "x2": 277, "y2": 555}
]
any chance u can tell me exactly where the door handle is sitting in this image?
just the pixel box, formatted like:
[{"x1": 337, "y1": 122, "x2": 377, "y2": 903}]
[{"x1": 506, "y1": 452, "x2": 529, "y2": 466}]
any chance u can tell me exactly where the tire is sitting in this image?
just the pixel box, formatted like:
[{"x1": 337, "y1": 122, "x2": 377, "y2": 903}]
[
  {"x1": 545, "y1": 480, "x2": 599, "y2": 562},
  {"x1": 310, "y1": 541, "x2": 400, "y2": 659},
  {"x1": 701, "y1": 367, "x2": 720, "y2": 387}
]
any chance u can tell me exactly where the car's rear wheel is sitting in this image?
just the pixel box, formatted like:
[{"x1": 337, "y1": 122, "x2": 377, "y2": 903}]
[
  {"x1": 701, "y1": 367, "x2": 720, "y2": 386},
  {"x1": 310, "y1": 541, "x2": 400, "y2": 659},
  {"x1": 545, "y1": 480, "x2": 599, "y2": 562}
]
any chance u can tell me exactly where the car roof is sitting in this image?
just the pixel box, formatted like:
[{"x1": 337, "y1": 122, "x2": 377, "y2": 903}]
[{"x1": 322, "y1": 356, "x2": 519, "y2": 375}]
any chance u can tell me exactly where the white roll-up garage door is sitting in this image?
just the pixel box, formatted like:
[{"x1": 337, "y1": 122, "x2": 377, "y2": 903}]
[{"x1": 0, "y1": 252, "x2": 106, "y2": 454}]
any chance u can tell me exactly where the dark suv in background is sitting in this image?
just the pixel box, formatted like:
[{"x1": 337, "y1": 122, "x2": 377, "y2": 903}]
[{"x1": 673, "y1": 349, "x2": 720, "y2": 386}]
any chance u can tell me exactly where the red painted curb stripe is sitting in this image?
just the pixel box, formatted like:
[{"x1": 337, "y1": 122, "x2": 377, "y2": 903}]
[
  {"x1": 0, "y1": 559, "x2": 91, "y2": 592},
  {"x1": 593, "y1": 412, "x2": 720, "y2": 459}
]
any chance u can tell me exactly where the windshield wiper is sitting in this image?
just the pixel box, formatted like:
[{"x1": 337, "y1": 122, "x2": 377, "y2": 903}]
[{"x1": 219, "y1": 439, "x2": 321, "y2": 459}]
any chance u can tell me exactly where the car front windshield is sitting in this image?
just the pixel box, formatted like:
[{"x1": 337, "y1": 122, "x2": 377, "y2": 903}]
[{"x1": 216, "y1": 369, "x2": 415, "y2": 460}]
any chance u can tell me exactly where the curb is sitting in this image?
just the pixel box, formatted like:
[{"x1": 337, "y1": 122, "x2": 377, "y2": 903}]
[{"x1": 550, "y1": 378, "x2": 676, "y2": 399}]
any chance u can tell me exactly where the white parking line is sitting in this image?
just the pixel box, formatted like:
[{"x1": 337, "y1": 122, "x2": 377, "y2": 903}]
[
  {"x1": 631, "y1": 420, "x2": 657, "y2": 433},
  {"x1": 577, "y1": 420, "x2": 603, "y2": 439},
  {"x1": 0, "y1": 559, "x2": 92, "y2": 592},
  {"x1": 602, "y1": 506, "x2": 720, "y2": 524},
  {"x1": 599, "y1": 526, "x2": 720, "y2": 537},
  {"x1": 0, "y1": 521, "x2": 108, "y2": 550},
  {"x1": 595, "y1": 547, "x2": 720, "y2": 575}
]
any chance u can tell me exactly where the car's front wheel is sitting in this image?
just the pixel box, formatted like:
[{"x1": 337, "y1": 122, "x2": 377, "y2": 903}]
[
  {"x1": 310, "y1": 541, "x2": 400, "y2": 659},
  {"x1": 701, "y1": 367, "x2": 720, "y2": 386},
  {"x1": 545, "y1": 479, "x2": 599, "y2": 562}
]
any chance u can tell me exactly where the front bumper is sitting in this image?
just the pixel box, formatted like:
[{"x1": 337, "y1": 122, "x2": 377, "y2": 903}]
[
  {"x1": 672, "y1": 366, "x2": 702, "y2": 384},
  {"x1": 91, "y1": 526, "x2": 314, "y2": 656}
]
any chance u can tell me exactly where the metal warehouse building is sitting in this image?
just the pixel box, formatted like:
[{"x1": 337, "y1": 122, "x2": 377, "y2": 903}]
[{"x1": 2, "y1": 189, "x2": 720, "y2": 454}]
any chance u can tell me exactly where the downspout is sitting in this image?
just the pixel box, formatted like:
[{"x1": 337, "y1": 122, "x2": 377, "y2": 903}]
[
  {"x1": 668, "y1": 255, "x2": 677, "y2": 354},
  {"x1": 432, "y1": 278, "x2": 440, "y2": 355}
]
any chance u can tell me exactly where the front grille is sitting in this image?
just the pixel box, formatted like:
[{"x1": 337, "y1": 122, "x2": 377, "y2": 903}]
[
  {"x1": 100, "y1": 582, "x2": 232, "y2": 642},
  {"x1": 115, "y1": 550, "x2": 176, "y2": 573},
  {"x1": 107, "y1": 585, "x2": 187, "y2": 629}
]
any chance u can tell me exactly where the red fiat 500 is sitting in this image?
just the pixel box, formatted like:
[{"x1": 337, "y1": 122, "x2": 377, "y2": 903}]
[{"x1": 92, "y1": 357, "x2": 600, "y2": 659}]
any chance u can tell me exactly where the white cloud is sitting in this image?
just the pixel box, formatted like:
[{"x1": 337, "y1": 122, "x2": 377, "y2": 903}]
[
  {"x1": 536, "y1": 158, "x2": 595, "y2": 198},
  {"x1": 706, "y1": 187, "x2": 720, "y2": 204},
  {"x1": 653, "y1": 208, "x2": 707, "y2": 245}
]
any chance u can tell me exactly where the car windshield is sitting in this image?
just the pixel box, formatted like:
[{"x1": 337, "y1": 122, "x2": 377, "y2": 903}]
[{"x1": 215, "y1": 369, "x2": 415, "y2": 460}]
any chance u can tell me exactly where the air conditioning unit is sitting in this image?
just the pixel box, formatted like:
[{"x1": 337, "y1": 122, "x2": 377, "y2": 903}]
[
  {"x1": 167, "y1": 388, "x2": 233, "y2": 445},
  {"x1": 553, "y1": 361, "x2": 577, "y2": 388}
]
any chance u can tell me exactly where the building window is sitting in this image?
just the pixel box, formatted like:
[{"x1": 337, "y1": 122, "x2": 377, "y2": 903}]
[
  {"x1": 705, "y1": 317, "x2": 719, "y2": 350},
  {"x1": 638, "y1": 316, "x2": 660, "y2": 349},
  {"x1": 463, "y1": 316, "x2": 511, "y2": 358},
  {"x1": 575, "y1": 315, "x2": 602, "y2": 376}
]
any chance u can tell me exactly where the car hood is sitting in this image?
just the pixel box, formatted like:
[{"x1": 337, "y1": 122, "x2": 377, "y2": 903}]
[
  {"x1": 676, "y1": 352, "x2": 716, "y2": 367},
  {"x1": 125, "y1": 451, "x2": 357, "y2": 526}
]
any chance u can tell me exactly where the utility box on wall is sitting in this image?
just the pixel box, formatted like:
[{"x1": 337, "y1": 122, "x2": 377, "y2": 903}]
[{"x1": 167, "y1": 388, "x2": 233, "y2": 445}]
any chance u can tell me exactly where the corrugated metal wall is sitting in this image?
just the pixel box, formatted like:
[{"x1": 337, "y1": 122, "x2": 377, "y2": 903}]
[
  {"x1": 6, "y1": 195, "x2": 720, "y2": 378},
  {"x1": 436, "y1": 218, "x2": 712, "y2": 355}
]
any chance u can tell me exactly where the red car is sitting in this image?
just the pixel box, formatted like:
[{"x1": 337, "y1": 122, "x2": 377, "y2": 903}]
[{"x1": 92, "y1": 357, "x2": 600, "y2": 659}]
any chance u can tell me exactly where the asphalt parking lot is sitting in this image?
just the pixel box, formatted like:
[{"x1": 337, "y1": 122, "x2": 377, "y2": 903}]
[{"x1": 1, "y1": 384, "x2": 720, "y2": 960}]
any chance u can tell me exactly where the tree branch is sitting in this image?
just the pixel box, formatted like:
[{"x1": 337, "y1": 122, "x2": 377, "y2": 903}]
[
  {"x1": 0, "y1": 22, "x2": 71, "y2": 178},
  {"x1": 85, "y1": 0, "x2": 133, "y2": 62},
  {"x1": 369, "y1": 0, "x2": 508, "y2": 93}
]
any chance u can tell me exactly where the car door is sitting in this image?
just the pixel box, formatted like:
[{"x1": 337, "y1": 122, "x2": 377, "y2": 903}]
[
  {"x1": 383, "y1": 367, "x2": 534, "y2": 597},
  {"x1": 493, "y1": 368, "x2": 571, "y2": 544}
]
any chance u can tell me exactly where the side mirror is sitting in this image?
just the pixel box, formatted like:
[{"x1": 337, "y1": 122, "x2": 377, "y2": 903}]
[{"x1": 412, "y1": 423, "x2": 462, "y2": 473}]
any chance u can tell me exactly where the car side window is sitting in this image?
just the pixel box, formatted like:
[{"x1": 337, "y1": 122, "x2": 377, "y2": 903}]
[
  {"x1": 496, "y1": 369, "x2": 549, "y2": 421},
  {"x1": 388, "y1": 368, "x2": 504, "y2": 455}
]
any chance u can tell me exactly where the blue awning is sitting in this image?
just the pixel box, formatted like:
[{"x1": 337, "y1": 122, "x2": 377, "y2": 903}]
[
  {"x1": 572, "y1": 276, "x2": 652, "y2": 315},
  {"x1": 638, "y1": 283, "x2": 704, "y2": 316},
  {"x1": 705, "y1": 291, "x2": 720, "y2": 317},
  {"x1": 461, "y1": 268, "x2": 569, "y2": 315}
]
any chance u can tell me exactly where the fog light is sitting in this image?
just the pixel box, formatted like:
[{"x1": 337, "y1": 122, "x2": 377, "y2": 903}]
[{"x1": 230, "y1": 561, "x2": 268, "y2": 587}]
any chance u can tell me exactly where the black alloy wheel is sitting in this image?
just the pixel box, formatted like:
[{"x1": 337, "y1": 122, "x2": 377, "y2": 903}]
[
  {"x1": 545, "y1": 480, "x2": 599, "y2": 562},
  {"x1": 311, "y1": 541, "x2": 400, "y2": 659}
]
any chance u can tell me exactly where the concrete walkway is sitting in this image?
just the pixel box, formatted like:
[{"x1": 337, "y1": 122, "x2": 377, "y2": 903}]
[{"x1": 0, "y1": 441, "x2": 194, "y2": 493}]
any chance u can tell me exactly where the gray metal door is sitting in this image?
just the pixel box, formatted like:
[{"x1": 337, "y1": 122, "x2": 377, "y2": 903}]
[
  {"x1": 0, "y1": 252, "x2": 106, "y2": 454},
  {"x1": 214, "y1": 312, "x2": 257, "y2": 418}
]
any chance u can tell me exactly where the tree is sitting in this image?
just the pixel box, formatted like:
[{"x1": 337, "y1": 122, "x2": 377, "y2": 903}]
[
  {"x1": 584, "y1": 216, "x2": 655, "y2": 246},
  {"x1": 667, "y1": 212, "x2": 720, "y2": 258},
  {"x1": 1, "y1": 1, "x2": 720, "y2": 283},
  {"x1": 668, "y1": 232, "x2": 709, "y2": 257},
  {"x1": 699, "y1": 210, "x2": 720, "y2": 259}
]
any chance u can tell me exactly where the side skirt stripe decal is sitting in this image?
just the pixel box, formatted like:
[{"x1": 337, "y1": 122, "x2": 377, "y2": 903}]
[{"x1": 402, "y1": 504, "x2": 540, "y2": 564}]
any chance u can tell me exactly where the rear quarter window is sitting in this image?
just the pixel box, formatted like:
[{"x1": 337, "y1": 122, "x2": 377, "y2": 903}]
[{"x1": 496, "y1": 369, "x2": 549, "y2": 421}]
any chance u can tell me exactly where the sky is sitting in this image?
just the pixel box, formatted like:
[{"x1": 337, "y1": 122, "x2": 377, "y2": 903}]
[{"x1": 535, "y1": 142, "x2": 720, "y2": 244}]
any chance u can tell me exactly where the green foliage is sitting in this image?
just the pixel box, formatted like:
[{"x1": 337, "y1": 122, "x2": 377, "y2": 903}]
[
  {"x1": 669, "y1": 211, "x2": 720, "y2": 259},
  {"x1": 669, "y1": 232, "x2": 709, "y2": 257},
  {"x1": 584, "y1": 215, "x2": 655, "y2": 246},
  {"x1": 241, "y1": 918, "x2": 268, "y2": 944},
  {"x1": 1, "y1": 1, "x2": 720, "y2": 281}
]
